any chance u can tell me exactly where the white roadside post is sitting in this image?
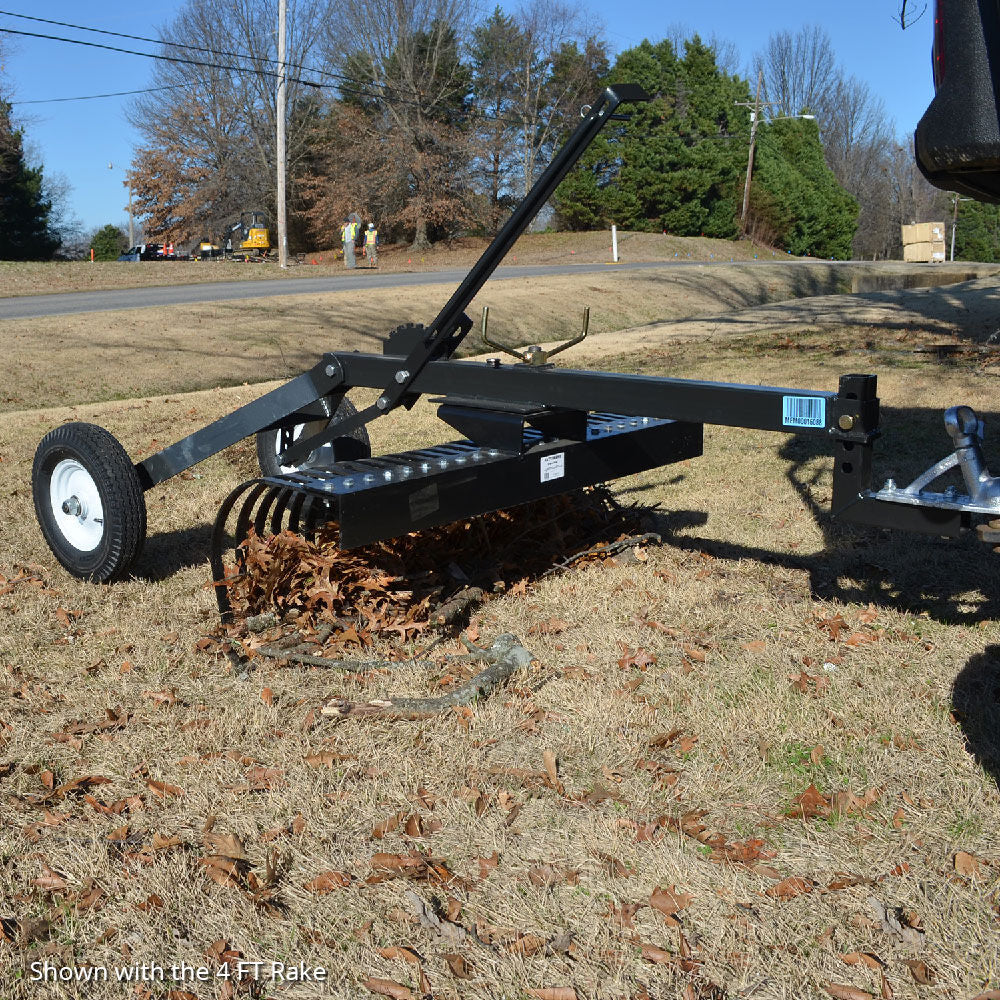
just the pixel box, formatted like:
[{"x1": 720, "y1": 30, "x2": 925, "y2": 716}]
[{"x1": 611, "y1": 224, "x2": 619, "y2": 262}]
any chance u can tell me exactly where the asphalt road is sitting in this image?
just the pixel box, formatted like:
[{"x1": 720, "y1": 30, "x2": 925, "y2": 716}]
[{"x1": 0, "y1": 260, "x2": 700, "y2": 320}]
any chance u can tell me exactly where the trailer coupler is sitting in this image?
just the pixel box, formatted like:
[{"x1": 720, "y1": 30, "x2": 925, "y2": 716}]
[{"x1": 836, "y1": 402, "x2": 1000, "y2": 540}]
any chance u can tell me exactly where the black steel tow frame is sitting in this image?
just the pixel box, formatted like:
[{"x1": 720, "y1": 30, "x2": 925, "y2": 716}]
[{"x1": 80, "y1": 81, "x2": 991, "y2": 588}]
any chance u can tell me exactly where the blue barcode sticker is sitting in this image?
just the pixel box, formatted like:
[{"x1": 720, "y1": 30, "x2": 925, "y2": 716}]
[{"x1": 782, "y1": 395, "x2": 825, "y2": 428}]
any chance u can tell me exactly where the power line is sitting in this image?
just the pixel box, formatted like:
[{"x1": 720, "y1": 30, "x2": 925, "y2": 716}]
[
  {"x1": 0, "y1": 9, "x2": 343, "y2": 88},
  {"x1": 0, "y1": 17, "x2": 587, "y2": 131},
  {"x1": 0, "y1": 25, "x2": 313, "y2": 84},
  {"x1": 0, "y1": 8, "x2": 266, "y2": 66},
  {"x1": 11, "y1": 83, "x2": 189, "y2": 106}
]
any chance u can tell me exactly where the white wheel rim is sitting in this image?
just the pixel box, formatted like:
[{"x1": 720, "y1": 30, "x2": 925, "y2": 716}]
[
  {"x1": 275, "y1": 421, "x2": 331, "y2": 474},
  {"x1": 49, "y1": 459, "x2": 105, "y2": 552}
]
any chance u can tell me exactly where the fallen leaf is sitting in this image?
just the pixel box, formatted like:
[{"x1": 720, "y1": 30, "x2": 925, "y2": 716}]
[
  {"x1": 879, "y1": 971, "x2": 894, "y2": 1000},
  {"x1": 204, "y1": 832, "x2": 244, "y2": 859},
  {"x1": 525, "y1": 990, "x2": 578, "y2": 1000},
  {"x1": 377, "y1": 946, "x2": 422, "y2": 964},
  {"x1": 146, "y1": 779, "x2": 183, "y2": 799},
  {"x1": 476, "y1": 852, "x2": 499, "y2": 879},
  {"x1": 650, "y1": 885, "x2": 694, "y2": 923},
  {"x1": 304, "y1": 751, "x2": 354, "y2": 768},
  {"x1": 617, "y1": 645, "x2": 658, "y2": 671},
  {"x1": 824, "y1": 984, "x2": 873, "y2": 1000},
  {"x1": 765, "y1": 876, "x2": 816, "y2": 901},
  {"x1": 902, "y1": 960, "x2": 935, "y2": 985},
  {"x1": 151, "y1": 833, "x2": 182, "y2": 851},
  {"x1": 369, "y1": 851, "x2": 456, "y2": 885},
  {"x1": 787, "y1": 783, "x2": 831, "y2": 820},
  {"x1": 505, "y1": 934, "x2": 547, "y2": 956},
  {"x1": 363, "y1": 978, "x2": 415, "y2": 1000},
  {"x1": 608, "y1": 901, "x2": 643, "y2": 930},
  {"x1": 640, "y1": 942, "x2": 677, "y2": 965},
  {"x1": 841, "y1": 952, "x2": 883, "y2": 970},
  {"x1": 954, "y1": 851, "x2": 981, "y2": 877},
  {"x1": 304, "y1": 871, "x2": 351, "y2": 892},
  {"x1": 542, "y1": 750, "x2": 563, "y2": 794},
  {"x1": 443, "y1": 953, "x2": 473, "y2": 980}
]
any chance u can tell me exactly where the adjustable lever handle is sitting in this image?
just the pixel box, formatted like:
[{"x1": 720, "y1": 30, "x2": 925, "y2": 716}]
[{"x1": 481, "y1": 306, "x2": 590, "y2": 366}]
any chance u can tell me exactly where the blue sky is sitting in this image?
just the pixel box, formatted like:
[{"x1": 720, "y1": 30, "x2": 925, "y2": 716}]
[{"x1": 0, "y1": 1, "x2": 935, "y2": 234}]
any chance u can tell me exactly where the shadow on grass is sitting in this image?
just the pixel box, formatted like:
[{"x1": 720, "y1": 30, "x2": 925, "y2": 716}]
[
  {"x1": 132, "y1": 524, "x2": 214, "y2": 582},
  {"x1": 645, "y1": 401, "x2": 999, "y2": 626},
  {"x1": 953, "y1": 645, "x2": 1000, "y2": 786}
]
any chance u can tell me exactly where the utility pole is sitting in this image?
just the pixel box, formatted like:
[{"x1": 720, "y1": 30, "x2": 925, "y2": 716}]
[
  {"x1": 951, "y1": 193, "x2": 959, "y2": 261},
  {"x1": 739, "y1": 72, "x2": 762, "y2": 228},
  {"x1": 276, "y1": 0, "x2": 288, "y2": 268},
  {"x1": 735, "y1": 71, "x2": 784, "y2": 232},
  {"x1": 949, "y1": 193, "x2": 971, "y2": 260}
]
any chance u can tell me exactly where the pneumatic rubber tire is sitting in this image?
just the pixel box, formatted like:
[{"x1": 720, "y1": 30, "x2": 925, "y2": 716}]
[
  {"x1": 32, "y1": 422, "x2": 147, "y2": 582},
  {"x1": 255, "y1": 396, "x2": 371, "y2": 476}
]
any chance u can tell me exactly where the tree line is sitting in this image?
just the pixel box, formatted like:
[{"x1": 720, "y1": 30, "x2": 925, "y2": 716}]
[
  {"x1": 126, "y1": 1, "x2": 868, "y2": 257},
  {"x1": 0, "y1": 5, "x2": 974, "y2": 260}
]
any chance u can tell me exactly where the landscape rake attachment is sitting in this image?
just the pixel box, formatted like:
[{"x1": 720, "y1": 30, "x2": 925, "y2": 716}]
[{"x1": 30, "y1": 84, "x2": 1000, "y2": 600}]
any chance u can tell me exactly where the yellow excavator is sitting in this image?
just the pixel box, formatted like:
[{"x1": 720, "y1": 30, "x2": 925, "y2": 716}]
[{"x1": 225, "y1": 211, "x2": 271, "y2": 260}]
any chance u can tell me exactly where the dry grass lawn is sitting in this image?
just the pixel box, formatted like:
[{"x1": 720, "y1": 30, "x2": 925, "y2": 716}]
[{"x1": 0, "y1": 271, "x2": 998, "y2": 1000}]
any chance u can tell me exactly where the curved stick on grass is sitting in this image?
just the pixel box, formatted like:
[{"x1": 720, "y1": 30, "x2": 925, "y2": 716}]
[{"x1": 320, "y1": 633, "x2": 535, "y2": 719}]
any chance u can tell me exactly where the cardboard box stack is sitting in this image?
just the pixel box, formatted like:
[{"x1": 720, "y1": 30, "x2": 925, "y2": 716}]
[{"x1": 901, "y1": 221, "x2": 947, "y2": 262}]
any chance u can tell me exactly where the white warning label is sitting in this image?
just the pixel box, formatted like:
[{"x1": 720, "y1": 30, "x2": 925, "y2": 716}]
[{"x1": 540, "y1": 453, "x2": 565, "y2": 483}]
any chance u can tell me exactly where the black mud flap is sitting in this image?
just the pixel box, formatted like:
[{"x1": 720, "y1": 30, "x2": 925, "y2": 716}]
[{"x1": 915, "y1": 0, "x2": 1000, "y2": 201}]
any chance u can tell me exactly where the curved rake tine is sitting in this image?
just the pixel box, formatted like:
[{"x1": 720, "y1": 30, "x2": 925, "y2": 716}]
[
  {"x1": 268, "y1": 487, "x2": 295, "y2": 536},
  {"x1": 253, "y1": 485, "x2": 283, "y2": 539},
  {"x1": 210, "y1": 478, "x2": 268, "y2": 621},
  {"x1": 301, "y1": 494, "x2": 324, "y2": 542},
  {"x1": 286, "y1": 489, "x2": 307, "y2": 536},
  {"x1": 233, "y1": 482, "x2": 271, "y2": 555}
]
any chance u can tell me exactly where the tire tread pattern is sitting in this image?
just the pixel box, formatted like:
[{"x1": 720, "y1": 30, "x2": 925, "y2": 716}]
[{"x1": 32, "y1": 422, "x2": 146, "y2": 582}]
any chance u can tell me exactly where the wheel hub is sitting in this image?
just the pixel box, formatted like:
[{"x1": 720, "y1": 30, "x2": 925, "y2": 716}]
[{"x1": 49, "y1": 459, "x2": 105, "y2": 552}]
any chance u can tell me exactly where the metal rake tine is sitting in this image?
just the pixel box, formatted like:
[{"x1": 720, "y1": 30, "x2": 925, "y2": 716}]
[
  {"x1": 233, "y1": 482, "x2": 271, "y2": 553},
  {"x1": 268, "y1": 487, "x2": 296, "y2": 536},
  {"x1": 251, "y1": 485, "x2": 282, "y2": 539},
  {"x1": 210, "y1": 478, "x2": 268, "y2": 621},
  {"x1": 285, "y1": 489, "x2": 307, "y2": 536}
]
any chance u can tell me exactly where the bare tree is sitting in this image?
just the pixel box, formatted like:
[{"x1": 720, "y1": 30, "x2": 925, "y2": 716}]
[
  {"x1": 321, "y1": 0, "x2": 475, "y2": 248},
  {"x1": 822, "y1": 74, "x2": 896, "y2": 256},
  {"x1": 663, "y1": 21, "x2": 742, "y2": 77},
  {"x1": 511, "y1": 0, "x2": 607, "y2": 198},
  {"x1": 127, "y1": 0, "x2": 333, "y2": 245},
  {"x1": 754, "y1": 25, "x2": 838, "y2": 118}
]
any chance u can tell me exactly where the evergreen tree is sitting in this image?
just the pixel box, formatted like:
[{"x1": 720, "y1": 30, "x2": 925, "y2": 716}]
[
  {"x1": 91, "y1": 224, "x2": 129, "y2": 261},
  {"x1": 752, "y1": 116, "x2": 858, "y2": 258},
  {"x1": 553, "y1": 38, "x2": 748, "y2": 237},
  {"x1": 953, "y1": 200, "x2": 1000, "y2": 261},
  {"x1": 553, "y1": 34, "x2": 858, "y2": 257},
  {"x1": 0, "y1": 100, "x2": 60, "y2": 260}
]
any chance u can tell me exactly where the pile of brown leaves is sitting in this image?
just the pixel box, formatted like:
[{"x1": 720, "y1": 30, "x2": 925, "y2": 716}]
[{"x1": 223, "y1": 489, "x2": 645, "y2": 647}]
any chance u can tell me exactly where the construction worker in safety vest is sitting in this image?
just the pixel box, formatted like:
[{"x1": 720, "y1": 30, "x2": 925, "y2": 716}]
[
  {"x1": 341, "y1": 217, "x2": 358, "y2": 268},
  {"x1": 363, "y1": 223, "x2": 378, "y2": 268}
]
